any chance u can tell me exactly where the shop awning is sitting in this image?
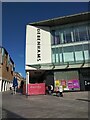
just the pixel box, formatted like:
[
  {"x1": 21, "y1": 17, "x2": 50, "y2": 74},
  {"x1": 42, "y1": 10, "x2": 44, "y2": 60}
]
[{"x1": 26, "y1": 60, "x2": 89, "y2": 70}]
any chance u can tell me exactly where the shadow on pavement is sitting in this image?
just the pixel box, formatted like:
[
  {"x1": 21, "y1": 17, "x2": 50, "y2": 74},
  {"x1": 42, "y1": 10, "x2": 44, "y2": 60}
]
[
  {"x1": 2, "y1": 108, "x2": 27, "y2": 120},
  {"x1": 76, "y1": 99, "x2": 90, "y2": 102},
  {"x1": 2, "y1": 108, "x2": 88, "y2": 120}
]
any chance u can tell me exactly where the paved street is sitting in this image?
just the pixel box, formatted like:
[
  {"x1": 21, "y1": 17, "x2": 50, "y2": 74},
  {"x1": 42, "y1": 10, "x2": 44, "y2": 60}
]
[{"x1": 2, "y1": 91, "x2": 89, "y2": 119}]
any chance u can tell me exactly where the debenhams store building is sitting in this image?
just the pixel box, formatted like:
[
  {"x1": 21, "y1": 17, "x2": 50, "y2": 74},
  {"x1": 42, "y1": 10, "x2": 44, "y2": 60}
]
[{"x1": 25, "y1": 12, "x2": 90, "y2": 91}]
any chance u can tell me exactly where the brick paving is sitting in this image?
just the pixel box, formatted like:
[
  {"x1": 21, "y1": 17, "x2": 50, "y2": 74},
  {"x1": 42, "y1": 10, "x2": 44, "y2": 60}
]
[{"x1": 2, "y1": 91, "x2": 89, "y2": 119}]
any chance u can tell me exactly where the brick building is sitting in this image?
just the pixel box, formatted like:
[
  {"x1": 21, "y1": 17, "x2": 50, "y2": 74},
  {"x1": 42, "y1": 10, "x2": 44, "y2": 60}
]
[{"x1": 0, "y1": 46, "x2": 15, "y2": 92}]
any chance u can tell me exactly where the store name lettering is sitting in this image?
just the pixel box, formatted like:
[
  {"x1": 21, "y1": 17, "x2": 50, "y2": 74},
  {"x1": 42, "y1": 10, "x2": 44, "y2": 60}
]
[{"x1": 37, "y1": 28, "x2": 41, "y2": 61}]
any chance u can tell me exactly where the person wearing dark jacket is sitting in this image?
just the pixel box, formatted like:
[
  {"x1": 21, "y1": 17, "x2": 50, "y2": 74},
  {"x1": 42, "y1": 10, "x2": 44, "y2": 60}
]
[
  {"x1": 12, "y1": 77, "x2": 18, "y2": 94},
  {"x1": 20, "y1": 80, "x2": 24, "y2": 94}
]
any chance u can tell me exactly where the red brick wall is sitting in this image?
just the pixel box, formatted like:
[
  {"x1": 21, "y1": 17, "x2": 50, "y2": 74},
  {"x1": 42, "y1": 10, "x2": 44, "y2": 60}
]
[{"x1": 1, "y1": 53, "x2": 14, "y2": 81}]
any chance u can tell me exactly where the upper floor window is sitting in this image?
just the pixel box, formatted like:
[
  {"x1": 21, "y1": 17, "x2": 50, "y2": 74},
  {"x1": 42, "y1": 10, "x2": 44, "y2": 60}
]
[{"x1": 51, "y1": 21, "x2": 90, "y2": 45}]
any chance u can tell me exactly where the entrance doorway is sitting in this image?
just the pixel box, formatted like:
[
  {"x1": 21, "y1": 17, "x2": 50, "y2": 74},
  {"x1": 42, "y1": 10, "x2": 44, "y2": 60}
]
[
  {"x1": 79, "y1": 68, "x2": 90, "y2": 91},
  {"x1": 84, "y1": 80, "x2": 90, "y2": 91}
]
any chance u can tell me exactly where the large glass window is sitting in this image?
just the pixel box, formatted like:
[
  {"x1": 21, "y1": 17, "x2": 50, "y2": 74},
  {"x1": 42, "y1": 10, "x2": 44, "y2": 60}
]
[
  {"x1": 88, "y1": 24, "x2": 90, "y2": 40},
  {"x1": 55, "y1": 48, "x2": 59, "y2": 63},
  {"x1": 63, "y1": 46, "x2": 74, "y2": 62},
  {"x1": 65, "y1": 28, "x2": 72, "y2": 43},
  {"x1": 52, "y1": 48, "x2": 56, "y2": 63},
  {"x1": 60, "y1": 32, "x2": 64, "y2": 44},
  {"x1": 55, "y1": 31, "x2": 60, "y2": 45},
  {"x1": 73, "y1": 28, "x2": 80, "y2": 42},
  {"x1": 75, "y1": 45, "x2": 83, "y2": 61},
  {"x1": 79, "y1": 26, "x2": 88, "y2": 41},
  {"x1": 51, "y1": 30, "x2": 55, "y2": 45},
  {"x1": 59, "y1": 47, "x2": 63, "y2": 63},
  {"x1": 83, "y1": 44, "x2": 90, "y2": 60},
  {"x1": 51, "y1": 21, "x2": 90, "y2": 45}
]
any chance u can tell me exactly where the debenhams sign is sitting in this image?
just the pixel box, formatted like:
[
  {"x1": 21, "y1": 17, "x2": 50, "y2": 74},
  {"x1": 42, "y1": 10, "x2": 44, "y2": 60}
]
[{"x1": 37, "y1": 28, "x2": 41, "y2": 61}]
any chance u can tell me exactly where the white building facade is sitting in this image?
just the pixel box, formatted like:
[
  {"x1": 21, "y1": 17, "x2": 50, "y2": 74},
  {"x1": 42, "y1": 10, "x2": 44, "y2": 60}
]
[{"x1": 25, "y1": 12, "x2": 90, "y2": 91}]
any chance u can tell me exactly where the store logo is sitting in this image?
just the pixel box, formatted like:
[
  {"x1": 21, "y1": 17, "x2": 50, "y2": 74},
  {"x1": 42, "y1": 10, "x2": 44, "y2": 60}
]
[{"x1": 37, "y1": 28, "x2": 41, "y2": 61}]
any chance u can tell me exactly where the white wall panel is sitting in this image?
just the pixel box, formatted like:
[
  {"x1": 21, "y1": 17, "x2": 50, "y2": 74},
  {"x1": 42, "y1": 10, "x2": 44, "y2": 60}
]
[{"x1": 25, "y1": 25, "x2": 51, "y2": 68}]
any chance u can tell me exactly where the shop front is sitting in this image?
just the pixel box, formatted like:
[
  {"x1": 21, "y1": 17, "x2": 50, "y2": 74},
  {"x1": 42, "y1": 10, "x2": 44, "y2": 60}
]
[{"x1": 54, "y1": 70, "x2": 80, "y2": 91}]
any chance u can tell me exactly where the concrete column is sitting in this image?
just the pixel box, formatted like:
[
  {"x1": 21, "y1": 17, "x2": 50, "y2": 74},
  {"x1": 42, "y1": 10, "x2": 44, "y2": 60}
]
[
  {"x1": 5, "y1": 81, "x2": 7, "y2": 91},
  {"x1": 26, "y1": 72, "x2": 29, "y2": 95},
  {"x1": 2, "y1": 80, "x2": 5, "y2": 92},
  {"x1": 0, "y1": 79, "x2": 2, "y2": 92},
  {"x1": 7, "y1": 82, "x2": 8, "y2": 90},
  {"x1": 7, "y1": 82, "x2": 9, "y2": 90},
  {"x1": 8, "y1": 82, "x2": 10, "y2": 90}
]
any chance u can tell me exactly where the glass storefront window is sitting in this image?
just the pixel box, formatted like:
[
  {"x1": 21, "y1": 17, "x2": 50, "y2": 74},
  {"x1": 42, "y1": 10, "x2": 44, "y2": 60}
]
[
  {"x1": 54, "y1": 70, "x2": 80, "y2": 91},
  {"x1": 71, "y1": 31, "x2": 74, "y2": 42},
  {"x1": 84, "y1": 51, "x2": 89, "y2": 60},
  {"x1": 84, "y1": 44, "x2": 90, "y2": 60},
  {"x1": 65, "y1": 28, "x2": 72, "y2": 43},
  {"x1": 52, "y1": 48, "x2": 56, "y2": 63},
  {"x1": 52, "y1": 47, "x2": 63, "y2": 63},
  {"x1": 51, "y1": 30, "x2": 55, "y2": 45},
  {"x1": 59, "y1": 47, "x2": 63, "y2": 63},
  {"x1": 75, "y1": 45, "x2": 83, "y2": 61},
  {"x1": 51, "y1": 21, "x2": 90, "y2": 45},
  {"x1": 63, "y1": 46, "x2": 74, "y2": 62},
  {"x1": 52, "y1": 54, "x2": 55, "y2": 63},
  {"x1": 60, "y1": 32, "x2": 64, "y2": 44},
  {"x1": 79, "y1": 26, "x2": 88, "y2": 41},
  {"x1": 55, "y1": 31, "x2": 60, "y2": 45},
  {"x1": 55, "y1": 48, "x2": 59, "y2": 63},
  {"x1": 73, "y1": 28, "x2": 80, "y2": 42},
  {"x1": 88, "y1": 25, "x2": 90, "y2": 40}
]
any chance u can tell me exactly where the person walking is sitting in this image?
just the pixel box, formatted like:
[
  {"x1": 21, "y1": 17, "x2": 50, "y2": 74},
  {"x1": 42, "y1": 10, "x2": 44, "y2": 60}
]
[
  {"x1": 12, "y1": 76, "x2": 18, "y2": 95},
  {"x1": 20, "y1": 80, "x2": 24, "y2": 94}
]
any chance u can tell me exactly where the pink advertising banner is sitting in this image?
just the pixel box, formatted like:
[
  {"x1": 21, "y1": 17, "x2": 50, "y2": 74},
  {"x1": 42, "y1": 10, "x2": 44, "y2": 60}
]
[{"x1": 23, "y1": 83, "x2": 45, "y2": 95}]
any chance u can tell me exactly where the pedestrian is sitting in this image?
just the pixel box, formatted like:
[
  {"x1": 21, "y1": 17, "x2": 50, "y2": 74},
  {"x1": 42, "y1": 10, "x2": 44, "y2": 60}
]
[
  {"x1": 12, "y1": 76, "x2": 18, "y2": 95},
  {"x1": 45, "y1": 85, "x2": 48, "y2": 95},
  {"x1": 58, "y1": 85, "x2": 63, "y2": 97},
  {"x1": 48, "y1": 85, "x2": 51, "y2": 95},
  {"x1": 20, "y1": 80, "x2": 24, "y2": 94},
  {"x1": 51, "y1": 85, "x2": 53, "y2": 94}
]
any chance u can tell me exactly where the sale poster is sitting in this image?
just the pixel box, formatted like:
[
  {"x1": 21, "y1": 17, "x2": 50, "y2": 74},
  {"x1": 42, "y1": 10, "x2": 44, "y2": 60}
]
[
  {"x1": 73, "y1": 80, "x2": 80, "y2": 88},
  {"x1": 68, "y1": 80, "x2": 73, "y2": 89},
  {"x1": 61, "y1": 80, "x2": 66, "y2": 86},
  {"x1": 68, "y1": 80, "x2": 80, "y2": 89},
  {"x1": 55, "y1": 80, "x2": 60, "y2": 87}
]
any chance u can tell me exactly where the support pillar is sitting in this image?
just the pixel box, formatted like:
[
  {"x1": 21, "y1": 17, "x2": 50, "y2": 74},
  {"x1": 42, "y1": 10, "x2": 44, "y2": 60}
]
[
  {"x1": 2, "y1": 80, "x2": 5, "y2": 92},
  {"x1": 0, "y1": 79, "x2": 2, "y2": 92},
  {"x1": 5, "y1": 81, "x2": 7, "y2": 91},
  {"x1": 7, "y1": 82, "x2": 9, "y2": 90},
  {"x1": 26, "y1": 72, "x2": 29, "y2": 96}
]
